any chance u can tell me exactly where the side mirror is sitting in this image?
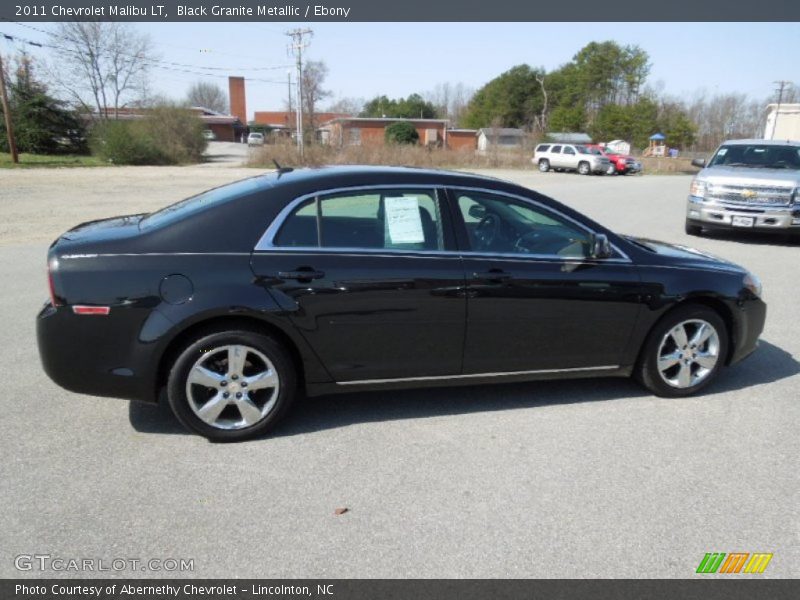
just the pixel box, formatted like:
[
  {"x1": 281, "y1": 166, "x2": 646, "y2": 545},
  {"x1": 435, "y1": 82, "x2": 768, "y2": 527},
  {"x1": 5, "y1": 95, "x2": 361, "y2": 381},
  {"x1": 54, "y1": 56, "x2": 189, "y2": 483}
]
[
  {"x1": 691, "y1": 158, "x2": 706, "y2": 168},
  {"x1": 590, "y1": 233, "x2": 613, "y2": 259},
  {"x1": 468, "y1": 204, "x2": 486, "y2": 220}
]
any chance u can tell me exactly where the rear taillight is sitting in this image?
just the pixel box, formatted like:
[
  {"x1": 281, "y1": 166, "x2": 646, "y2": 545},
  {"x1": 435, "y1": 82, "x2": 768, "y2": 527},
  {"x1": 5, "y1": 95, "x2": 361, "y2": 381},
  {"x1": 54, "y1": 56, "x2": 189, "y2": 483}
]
[{"x1": 47, "y1": 259, "x2": 62, "y2": 307}]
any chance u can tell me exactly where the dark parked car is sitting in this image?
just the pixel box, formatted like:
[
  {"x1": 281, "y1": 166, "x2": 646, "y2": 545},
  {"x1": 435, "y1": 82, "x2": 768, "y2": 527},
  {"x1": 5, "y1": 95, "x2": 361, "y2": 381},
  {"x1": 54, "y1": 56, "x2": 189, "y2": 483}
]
[{"x1": 37, "y1": 166, "x2": 766, "y2": 441}]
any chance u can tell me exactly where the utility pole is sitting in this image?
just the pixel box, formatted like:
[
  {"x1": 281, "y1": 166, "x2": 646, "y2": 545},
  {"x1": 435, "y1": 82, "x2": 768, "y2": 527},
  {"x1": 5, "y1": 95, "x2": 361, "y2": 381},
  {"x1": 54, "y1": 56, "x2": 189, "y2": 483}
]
[
  {"x1": 771, "y1": 80, "x2": 791, "y2": 140},
  {"x1": 286, "y1": 28, "x2": 312, "y2": 156},
  {"x1": 286, "y1": 69, "x2": 293, "y2": 121},
  {"x1": 0, "y1": 51, "x2": 19, "y2": 164}
]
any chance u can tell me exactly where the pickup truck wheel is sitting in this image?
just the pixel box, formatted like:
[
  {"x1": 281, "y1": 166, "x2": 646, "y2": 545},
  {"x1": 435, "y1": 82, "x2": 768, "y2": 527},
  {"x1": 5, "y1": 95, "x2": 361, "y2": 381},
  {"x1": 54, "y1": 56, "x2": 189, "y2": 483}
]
[
  {"x1": 578, "y1": 161, "x2": 591, "y2": 175},
  {"x1": 538, "y1": 159, "x2": 550, "y2": 172},
  {"x1": 685, "y1": 222, "x2": 703, "y2": 236}
]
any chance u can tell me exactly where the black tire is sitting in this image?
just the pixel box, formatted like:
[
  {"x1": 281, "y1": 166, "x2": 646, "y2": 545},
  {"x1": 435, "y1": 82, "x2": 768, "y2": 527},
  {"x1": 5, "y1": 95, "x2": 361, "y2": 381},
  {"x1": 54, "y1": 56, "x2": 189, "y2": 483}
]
[
  {"x1": 578, "y1": 161, "x2": 591, "y2": 175},
  {"x1": 685, "y1": 221, "x2": 703, "y2": 236},
  {"x1": 538, "y1": 159, "x2": 550, "y2": 172},
  {"x1": 167, "y1": 329, "x2": 297, "y2": 442},
  {"x1": 635, "y1": 304, "x2": 729, "y2": 398}
]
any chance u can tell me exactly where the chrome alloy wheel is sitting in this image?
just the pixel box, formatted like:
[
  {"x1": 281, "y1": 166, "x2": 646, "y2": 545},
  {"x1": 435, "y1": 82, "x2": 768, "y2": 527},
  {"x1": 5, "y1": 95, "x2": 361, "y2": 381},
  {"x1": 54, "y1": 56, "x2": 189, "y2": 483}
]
[
  {"x1": 656, "y1": 319, "x2": 721, "y2": 389},
  {"x1": 185, "y1": 344, "x2": 280, "y2": 430}
]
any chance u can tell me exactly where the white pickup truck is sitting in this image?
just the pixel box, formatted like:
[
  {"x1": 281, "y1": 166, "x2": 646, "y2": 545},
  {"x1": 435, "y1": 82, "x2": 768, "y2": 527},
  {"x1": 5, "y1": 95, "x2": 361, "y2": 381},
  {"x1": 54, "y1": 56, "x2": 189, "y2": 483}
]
[
  {"x1": 686, "y1": 139, "x2": 800, "y2": 236},
  {"x1": 533, "y1": 143, "x2": 611, "y2": 175}
]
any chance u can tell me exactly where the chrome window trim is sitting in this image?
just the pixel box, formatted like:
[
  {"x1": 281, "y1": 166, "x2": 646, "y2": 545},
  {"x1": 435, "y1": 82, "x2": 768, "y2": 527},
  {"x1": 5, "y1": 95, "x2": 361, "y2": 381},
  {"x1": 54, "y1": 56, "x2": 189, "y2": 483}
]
[
  {"x1": 336, "y1": 364, "x2": 620, "y2": 386},
  {"x1": 254, "y1": 183, "x2": 632, "y2": 263}
]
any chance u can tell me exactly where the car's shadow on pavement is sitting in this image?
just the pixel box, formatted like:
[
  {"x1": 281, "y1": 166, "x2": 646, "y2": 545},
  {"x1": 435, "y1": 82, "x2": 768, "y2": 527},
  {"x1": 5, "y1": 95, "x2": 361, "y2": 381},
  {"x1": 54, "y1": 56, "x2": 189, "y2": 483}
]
[{"x1": 128, "y1": 340, "x2": 798, "y2": 439}]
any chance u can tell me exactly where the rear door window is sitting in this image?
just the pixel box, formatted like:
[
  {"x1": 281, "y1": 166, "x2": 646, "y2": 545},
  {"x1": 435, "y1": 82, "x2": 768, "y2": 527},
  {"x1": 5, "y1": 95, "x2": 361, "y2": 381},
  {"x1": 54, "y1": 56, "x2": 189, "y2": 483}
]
[{"x1": 273, "y1": 189, "x2": 444, "y2": 251}]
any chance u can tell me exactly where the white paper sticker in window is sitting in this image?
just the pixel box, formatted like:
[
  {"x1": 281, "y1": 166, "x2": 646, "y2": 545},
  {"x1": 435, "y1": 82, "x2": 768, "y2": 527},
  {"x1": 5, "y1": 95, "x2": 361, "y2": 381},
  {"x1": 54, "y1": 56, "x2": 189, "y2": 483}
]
[
  {"x1": 717, "y1": 148, "x2": 728, "y2": 156},
  {"x1": 384, "y1": 197, "x2": 424, "y2": 243}
]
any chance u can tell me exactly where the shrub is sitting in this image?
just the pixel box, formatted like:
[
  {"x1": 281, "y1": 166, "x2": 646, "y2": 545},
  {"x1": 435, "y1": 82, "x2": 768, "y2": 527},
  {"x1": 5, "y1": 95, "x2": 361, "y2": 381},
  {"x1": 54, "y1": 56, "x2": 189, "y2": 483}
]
[
  {"x1": 384, "y1": 121, "x2": 419, "y2": 145},
  {"x1": 89, "y1": 106, "x2": 207, "y2": 165}
]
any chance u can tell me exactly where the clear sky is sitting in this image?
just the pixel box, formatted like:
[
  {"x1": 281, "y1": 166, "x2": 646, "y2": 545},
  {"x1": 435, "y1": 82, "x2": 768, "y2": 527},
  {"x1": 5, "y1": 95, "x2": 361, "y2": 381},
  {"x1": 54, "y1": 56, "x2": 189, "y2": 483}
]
[{"x1": 2, "y1": 21, "x2": 798, "y2": 119}]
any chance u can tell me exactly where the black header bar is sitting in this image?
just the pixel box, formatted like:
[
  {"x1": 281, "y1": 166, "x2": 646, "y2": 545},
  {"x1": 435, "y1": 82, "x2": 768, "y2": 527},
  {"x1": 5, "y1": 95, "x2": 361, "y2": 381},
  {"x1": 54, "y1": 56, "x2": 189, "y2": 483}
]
[{"x1": 2, "y1": 0, "x2": 800, "y2": 22}]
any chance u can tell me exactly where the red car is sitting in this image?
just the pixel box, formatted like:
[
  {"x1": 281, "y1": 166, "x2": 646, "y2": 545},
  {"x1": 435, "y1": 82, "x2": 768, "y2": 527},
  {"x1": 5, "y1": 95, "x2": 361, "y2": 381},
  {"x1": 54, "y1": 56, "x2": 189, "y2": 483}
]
[{"x1": 586, "y1": 144, "x2": 642, "y2": 175}]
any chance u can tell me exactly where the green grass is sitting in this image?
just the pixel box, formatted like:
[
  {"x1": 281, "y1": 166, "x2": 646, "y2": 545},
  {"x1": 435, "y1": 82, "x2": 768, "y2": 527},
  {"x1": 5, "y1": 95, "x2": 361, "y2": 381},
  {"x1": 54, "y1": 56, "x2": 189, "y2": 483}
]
[{"x1": 0, "y1": 153, "x2": 108, "y2": 168}]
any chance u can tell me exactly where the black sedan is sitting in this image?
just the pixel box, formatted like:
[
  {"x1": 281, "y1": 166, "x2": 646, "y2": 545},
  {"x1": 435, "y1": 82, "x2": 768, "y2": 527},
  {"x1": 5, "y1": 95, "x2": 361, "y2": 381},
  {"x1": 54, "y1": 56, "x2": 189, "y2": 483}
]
[{"x1": 37, "y1": 166, "x2": 766, "y2": 441}]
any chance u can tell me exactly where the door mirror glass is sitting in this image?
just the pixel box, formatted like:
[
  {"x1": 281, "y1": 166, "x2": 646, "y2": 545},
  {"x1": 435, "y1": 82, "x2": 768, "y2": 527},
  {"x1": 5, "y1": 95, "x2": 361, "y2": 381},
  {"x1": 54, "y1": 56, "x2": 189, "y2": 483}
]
[
  {"x1": 590, "y1": 233, "x2": 613, "y2": 259},
  {"x1": 691, "y1": 158, "x2": 706, "y2": 168}
]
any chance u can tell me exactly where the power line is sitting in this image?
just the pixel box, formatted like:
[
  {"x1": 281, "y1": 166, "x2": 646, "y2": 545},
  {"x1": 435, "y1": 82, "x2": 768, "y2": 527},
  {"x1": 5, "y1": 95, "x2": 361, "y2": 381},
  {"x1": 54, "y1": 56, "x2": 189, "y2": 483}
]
[
  {"x1": 8, "y1": 22, "x2": 292, "y2": 74},
  {"x1": 0, "y1": 29, "x2": 292, "y2": 85}
]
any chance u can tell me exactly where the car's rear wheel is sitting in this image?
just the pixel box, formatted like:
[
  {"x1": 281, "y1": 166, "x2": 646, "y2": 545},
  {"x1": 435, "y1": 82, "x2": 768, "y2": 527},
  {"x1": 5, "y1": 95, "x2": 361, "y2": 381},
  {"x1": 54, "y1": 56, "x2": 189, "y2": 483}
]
[
  {"x1": 636, "y1": 305, "x2": 728, "y2": 398},
  {"x1": 578, "y1": 161, "x2": 591, "y2": 175},
  {"x1": 167, "y1": 329, "x2": 297, "y2": 441},
  {"x1": 685, "y1": 221, "x2": 703, "y2": 236},
  {"x1": 538, "y1": 159, "x2": 550, "y2": 172}
]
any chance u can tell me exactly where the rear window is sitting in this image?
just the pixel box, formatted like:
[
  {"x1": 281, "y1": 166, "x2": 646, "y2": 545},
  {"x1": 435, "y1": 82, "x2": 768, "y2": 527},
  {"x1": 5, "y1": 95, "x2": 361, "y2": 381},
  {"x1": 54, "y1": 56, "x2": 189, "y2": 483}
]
[
  {"x1": 139, "y1": 177, "x2": 266, "y2": 230},
  {"x1": 536, "y1": 144, "x2": 550, "y2": 152}
]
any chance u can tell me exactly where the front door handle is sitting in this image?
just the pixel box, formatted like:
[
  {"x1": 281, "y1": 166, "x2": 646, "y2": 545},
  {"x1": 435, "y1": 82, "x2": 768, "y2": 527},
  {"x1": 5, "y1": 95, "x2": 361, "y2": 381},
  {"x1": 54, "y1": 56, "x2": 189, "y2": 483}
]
[
  {"x1": 473, "y1": 270, "x2": 512, "y2": 283},
  {"x1": 278, "y1": 269, "x2": 325, "y2": 281}
]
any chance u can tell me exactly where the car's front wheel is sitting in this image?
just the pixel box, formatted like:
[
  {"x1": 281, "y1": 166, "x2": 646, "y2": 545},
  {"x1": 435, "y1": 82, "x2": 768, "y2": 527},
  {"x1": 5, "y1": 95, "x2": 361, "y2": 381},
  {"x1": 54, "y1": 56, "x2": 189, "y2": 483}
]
[
  {"x1": 167, "y1": 329, "x2": 297, "y2": 441},
  {"x1": 578, "y1": 161, "x2": 591, "y2": 175},
  {"x1": 636, "y1": 305, "x2": 728, "y2": 398}
]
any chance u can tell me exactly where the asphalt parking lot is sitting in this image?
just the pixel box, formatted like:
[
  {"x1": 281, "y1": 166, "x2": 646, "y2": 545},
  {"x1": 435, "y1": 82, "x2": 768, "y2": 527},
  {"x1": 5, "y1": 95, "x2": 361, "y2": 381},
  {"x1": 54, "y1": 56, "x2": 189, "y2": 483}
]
[{"x1": 0, "y1": 165, "x2": 797, "y2": 578}]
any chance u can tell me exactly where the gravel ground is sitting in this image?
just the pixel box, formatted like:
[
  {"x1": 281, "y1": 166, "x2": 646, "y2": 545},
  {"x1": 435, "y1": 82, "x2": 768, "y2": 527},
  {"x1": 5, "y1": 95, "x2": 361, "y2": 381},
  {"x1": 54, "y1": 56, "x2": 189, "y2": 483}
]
[{"x1": 0, "y1": 163, "x2": 797, "y2": 579}]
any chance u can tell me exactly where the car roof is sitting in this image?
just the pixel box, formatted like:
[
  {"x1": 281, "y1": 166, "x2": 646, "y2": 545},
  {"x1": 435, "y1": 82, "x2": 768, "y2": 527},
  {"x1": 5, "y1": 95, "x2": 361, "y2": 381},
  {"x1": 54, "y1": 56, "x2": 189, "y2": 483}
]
[{"x1": 240, "y1": 165, "x2": 523, "y2": 193}]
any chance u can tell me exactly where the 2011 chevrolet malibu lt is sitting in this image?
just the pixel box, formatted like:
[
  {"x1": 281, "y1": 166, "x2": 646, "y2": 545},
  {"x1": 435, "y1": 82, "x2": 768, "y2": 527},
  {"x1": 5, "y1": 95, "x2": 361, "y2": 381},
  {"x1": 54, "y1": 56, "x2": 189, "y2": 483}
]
[{"x1": 37, "y1": 166, "x2": 766, "y2": 441}]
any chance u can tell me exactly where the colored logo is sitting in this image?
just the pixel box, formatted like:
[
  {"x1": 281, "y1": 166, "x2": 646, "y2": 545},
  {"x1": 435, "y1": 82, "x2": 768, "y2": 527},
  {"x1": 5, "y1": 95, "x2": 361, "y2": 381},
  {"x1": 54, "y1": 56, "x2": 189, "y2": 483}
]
[{"x1": 696, "y1": 552, "x2": 773, "y2": 574}]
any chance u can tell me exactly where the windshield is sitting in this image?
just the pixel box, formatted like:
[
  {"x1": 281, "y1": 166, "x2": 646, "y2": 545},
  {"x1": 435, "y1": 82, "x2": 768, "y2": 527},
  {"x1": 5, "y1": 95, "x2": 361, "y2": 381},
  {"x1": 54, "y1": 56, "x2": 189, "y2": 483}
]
[
  {"x1": 139, "y1": 177, "x2": 267, "y2": 229},
  {"x1": 709, "y1": 144, "x2": 800, "y2": 170}
]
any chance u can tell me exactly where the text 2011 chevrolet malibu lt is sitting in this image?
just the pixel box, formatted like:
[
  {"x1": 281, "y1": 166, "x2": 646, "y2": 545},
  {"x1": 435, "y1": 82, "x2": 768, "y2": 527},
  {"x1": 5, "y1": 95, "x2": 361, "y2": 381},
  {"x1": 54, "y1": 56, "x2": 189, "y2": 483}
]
[{"x1": 37, "y1": 167, "x2": 766, "y2": 441}]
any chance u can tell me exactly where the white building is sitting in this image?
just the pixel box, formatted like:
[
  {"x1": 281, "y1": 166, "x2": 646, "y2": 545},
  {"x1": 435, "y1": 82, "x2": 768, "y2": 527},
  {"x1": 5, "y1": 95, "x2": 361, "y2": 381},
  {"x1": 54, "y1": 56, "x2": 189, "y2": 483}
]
[{"x1": 764, "y1": 103, "x2": 800, "y2": 141}]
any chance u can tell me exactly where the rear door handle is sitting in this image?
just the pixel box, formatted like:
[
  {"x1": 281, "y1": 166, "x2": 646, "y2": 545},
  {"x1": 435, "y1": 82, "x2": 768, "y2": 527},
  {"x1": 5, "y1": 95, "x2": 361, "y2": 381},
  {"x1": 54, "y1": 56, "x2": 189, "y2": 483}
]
[
  {"x1": 473, "y1": 270, "x2": 512, "y2": 283},
  {"x1": 278, "y1": 269, "x2": 325, "y2": 281}
]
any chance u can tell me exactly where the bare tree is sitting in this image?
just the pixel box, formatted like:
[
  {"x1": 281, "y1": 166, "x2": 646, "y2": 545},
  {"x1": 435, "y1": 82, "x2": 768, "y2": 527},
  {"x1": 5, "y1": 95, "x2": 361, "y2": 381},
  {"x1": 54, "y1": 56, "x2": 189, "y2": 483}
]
[
  {"x1": 535, "y1": 74, "x2": 548, "y2": 133},
  {"x1": 50, "y1": 22, "x2": 153, "y2": 119},
  {"x1": 301, "y1": 60, "x2": 331, "y2": 138},
  {"x1": 326, "y1": 96, "x2": 363, "y2": 116},
  {"x1": 186, "y1": 81, "x2": 228, "y2": 113},
  {"x1": 424, "y1": 82, "x2": 474, "y2": 127}
]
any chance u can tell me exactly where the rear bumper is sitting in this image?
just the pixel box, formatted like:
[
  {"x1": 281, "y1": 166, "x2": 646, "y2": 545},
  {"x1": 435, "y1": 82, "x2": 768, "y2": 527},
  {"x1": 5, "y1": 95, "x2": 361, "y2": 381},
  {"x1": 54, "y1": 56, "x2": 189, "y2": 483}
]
[
  {"x1": 37, "y1": 302, "x2": 156, "y2": 402},
  {"x1": 686, "y1": 197, "x2": 800, "y2": 232}
]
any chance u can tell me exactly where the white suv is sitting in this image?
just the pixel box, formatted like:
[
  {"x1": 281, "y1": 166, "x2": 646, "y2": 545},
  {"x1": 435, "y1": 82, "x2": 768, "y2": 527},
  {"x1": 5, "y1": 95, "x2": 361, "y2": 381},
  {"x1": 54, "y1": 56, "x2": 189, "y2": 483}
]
[{"x1": 533, "y1": 143, "x2": 611, "y2": 175}]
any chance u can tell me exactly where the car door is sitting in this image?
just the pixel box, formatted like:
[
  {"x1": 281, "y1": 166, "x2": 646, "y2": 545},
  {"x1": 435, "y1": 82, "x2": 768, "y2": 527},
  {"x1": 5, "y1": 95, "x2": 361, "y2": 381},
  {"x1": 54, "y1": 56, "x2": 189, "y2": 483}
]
[
  {"x1": 448, "y1": 187, "x2": 644, "y2": 375},
  {"x1": 562, "y1": 145, "x2": 578, "y2": 170},
  {"x1": 251, "y1": 186, "x2": 466, "y2": 383},
  {"x1": 549, "y1": 145, "x2": 563, "y2": 168}
]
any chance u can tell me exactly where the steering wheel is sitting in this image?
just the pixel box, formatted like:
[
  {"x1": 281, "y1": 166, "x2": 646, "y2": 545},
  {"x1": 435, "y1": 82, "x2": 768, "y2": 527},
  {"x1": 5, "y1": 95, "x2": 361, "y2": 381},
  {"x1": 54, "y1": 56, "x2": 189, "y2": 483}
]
[{"x1": 474, "y1": 213, "x2": 501, "y2": 250}]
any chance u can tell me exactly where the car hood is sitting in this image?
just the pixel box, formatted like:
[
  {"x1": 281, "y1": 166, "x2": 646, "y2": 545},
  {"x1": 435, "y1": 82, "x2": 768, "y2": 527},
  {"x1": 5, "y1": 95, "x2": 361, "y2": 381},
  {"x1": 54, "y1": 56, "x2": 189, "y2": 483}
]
[
  {"x1": 700, "y1": 166, "x2": 800, "y2": 186},
  {"x1": 625, "y1": 236, "x2": 744, "y2": 273}
]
